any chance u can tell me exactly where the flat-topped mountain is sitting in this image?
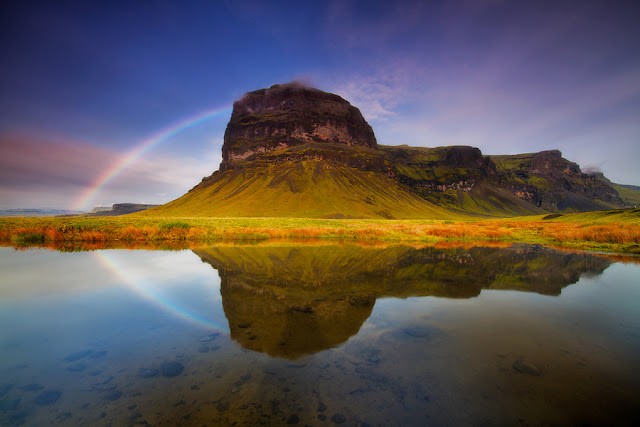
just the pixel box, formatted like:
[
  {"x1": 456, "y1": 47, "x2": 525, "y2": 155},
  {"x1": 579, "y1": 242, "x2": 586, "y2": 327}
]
[
  {"x1": 88, "y1": 203, "x2": 159, "y2": 216},
  {"x1": 195, "y1": 244, "x2": 610, "y2": 358},
  {"x1": 221, "y1": 83, "x2": 377, "y2": 170},
  {"x1": 143, "y1": 83, "x2": 638, "y2": 218}
]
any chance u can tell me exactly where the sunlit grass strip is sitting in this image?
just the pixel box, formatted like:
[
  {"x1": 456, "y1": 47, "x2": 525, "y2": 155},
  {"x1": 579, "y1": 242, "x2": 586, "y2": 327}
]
[{"x1": 0, "y1": 209, "x2": 639, "y2": 254}]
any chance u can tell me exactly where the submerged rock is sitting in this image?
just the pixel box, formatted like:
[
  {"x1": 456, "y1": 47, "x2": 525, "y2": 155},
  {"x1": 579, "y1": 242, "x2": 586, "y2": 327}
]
[
  {"x1": 0, "y1": 398, "x2": 21, "y2": 412},
  {"x1": 331, "y1": 413, "x2": 347, "y2": 424},
  {"x1": 0, "y1": 384, "x2": 13, "y2": 397},
  {"x1": 34, "y1": 390, "x2": 62, "y2": 405},
  {"x1": 138, "y1": 368, "x2": 159, "y2": 378},
  {"x1": 512, "y1": 359, "x2": 543, "y2": 376},
  {"x1": 403, "y1": 326, "x2": 434, "y2": 339},
  {"x1": 200, "y1": 332, "x2": 220, "y2": 342},
  {"x1": 19, "y1": 383, "x2": 43, "y2": 392},
  {"x1": 65, "y1": 362, "x2": 86, "y2": 372},
  {"x1": 161, "y1": 361, "x2": 185, "y2": 378},
  {"x1": 63, "y1": 350, "x2": 92, "y2": 362},
  {"x1": 88, "y1": 350, "x2": 108, "y2": 359},
  {"x1": 103, "y1": 390, "x2": 122, "y2": 401},
  {"x1": 56, "y1": 412, "x2": 72, "y2": 422}
]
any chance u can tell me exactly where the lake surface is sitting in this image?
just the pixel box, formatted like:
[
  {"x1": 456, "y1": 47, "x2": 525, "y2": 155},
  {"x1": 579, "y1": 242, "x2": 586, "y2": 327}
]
[{"x1": 1, "y1": 243, "x2": 639, "y2": 426}]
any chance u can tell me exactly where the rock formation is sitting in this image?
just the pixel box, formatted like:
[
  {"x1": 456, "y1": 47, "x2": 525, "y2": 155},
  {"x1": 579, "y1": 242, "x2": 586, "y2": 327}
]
[
  {"x1": 143, "y1": 82, "x2": 636, "y2": 218},
  {"x1": 490, "y1": 150, "x2": 624, "y2": 211},
  {"x1": 220, "y1": 82, "x2": 377, "y2": 170}
]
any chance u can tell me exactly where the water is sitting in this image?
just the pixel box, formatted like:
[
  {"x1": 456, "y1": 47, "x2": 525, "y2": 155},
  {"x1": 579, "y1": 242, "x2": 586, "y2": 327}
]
[{"x1": 1, "y1": 244, "x2": 639, "y2": 426}]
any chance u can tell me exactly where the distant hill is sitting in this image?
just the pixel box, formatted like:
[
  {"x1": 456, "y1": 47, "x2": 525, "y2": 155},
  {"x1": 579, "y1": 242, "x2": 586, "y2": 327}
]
[
  {"x1": 87, "y1": 203, "x2": 159, "y2": 216},
  {"x1": 0, "y1": 208, "x2": 84, "y2": 217},
  {"x1": 611, "y1": 183, "x2": 640, "y2": 207},
  {"x1": 141, "y1": 83, "x2": 632, "y2": 218},
  {"x1": 488, "y1": 151, "x2": 623, "y2": 212}
]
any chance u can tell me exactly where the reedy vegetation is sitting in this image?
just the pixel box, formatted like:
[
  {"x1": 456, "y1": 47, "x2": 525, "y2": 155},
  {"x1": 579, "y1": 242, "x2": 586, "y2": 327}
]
[{"x1": 1, "y1": 209, "x2": 639, "y2": 254}]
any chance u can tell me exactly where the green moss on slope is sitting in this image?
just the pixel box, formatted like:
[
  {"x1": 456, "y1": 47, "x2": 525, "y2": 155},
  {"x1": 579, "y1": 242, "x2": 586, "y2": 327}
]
[
  {"x1": 612, "y1": 183, "x2": 640, "y2": 207},
  {"x1": 142, "y1": 160, "x2": 459, "y2": 219}
]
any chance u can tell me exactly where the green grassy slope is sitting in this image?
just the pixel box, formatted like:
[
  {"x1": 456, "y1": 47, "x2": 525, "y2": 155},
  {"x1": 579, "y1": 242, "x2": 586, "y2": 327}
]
[
  {"x1": 143, "y1": 160, "x2": 460, "y2": 219},
  {"x1": 612, "y1": 183, "x2": 640, "y2": 207},
  {"x1": 452, "y1": 183, "x2": 545, "y2": 216}
]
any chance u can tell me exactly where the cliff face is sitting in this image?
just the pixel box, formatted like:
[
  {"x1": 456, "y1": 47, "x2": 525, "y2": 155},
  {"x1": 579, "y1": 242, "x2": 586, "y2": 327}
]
[
  {"x1": 380, "y1": 145, "x2": 545, "y2": 215},
  {"x1": 490, "y1": 150, "x2": 624, "y2": 212},
  {"x1": 221, "y1": 83, "x2": 377, "y2": 170}
]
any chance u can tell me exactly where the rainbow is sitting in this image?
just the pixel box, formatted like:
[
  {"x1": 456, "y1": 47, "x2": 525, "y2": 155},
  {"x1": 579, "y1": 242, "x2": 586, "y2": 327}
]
[
  {"x1": 72, "y1": 105, "x2": 231, "y2": 211},
  {"x1": 93, "y1": 250, "x2": 228, "y2": 331}
]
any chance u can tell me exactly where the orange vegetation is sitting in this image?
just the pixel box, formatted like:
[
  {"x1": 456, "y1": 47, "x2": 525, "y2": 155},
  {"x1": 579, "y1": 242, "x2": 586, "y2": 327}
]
[{"x1": 1, "y1": 215, "x2": 640, "y2": 255}]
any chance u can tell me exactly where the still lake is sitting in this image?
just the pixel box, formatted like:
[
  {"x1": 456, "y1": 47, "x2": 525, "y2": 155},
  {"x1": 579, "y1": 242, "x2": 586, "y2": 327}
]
[{"x1": 1, "y1": 243, "x2": 639, "y2": 426}]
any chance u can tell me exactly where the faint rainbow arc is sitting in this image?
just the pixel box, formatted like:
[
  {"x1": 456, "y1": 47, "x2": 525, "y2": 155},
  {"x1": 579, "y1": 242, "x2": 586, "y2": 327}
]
[
  {"x1": 72, "y1": 105, "x2": 231, "y2": 211},
  {"x1": 93, "y1": 251, "x2": 226, "y2": 331}
]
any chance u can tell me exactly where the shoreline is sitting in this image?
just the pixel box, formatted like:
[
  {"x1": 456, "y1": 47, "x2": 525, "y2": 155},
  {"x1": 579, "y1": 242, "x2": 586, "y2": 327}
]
[{"x1": 1, "y1": 210, "x2": 639, "y2": 255}]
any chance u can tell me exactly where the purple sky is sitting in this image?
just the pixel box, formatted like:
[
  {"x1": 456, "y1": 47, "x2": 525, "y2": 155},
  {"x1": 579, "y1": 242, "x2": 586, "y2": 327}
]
[{"x1": 1, "y1": 0, "x2": 639, "y2": 210}]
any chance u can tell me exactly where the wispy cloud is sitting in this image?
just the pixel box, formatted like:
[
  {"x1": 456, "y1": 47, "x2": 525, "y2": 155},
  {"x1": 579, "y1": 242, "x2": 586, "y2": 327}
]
[
  {"x1": 0, "y1": 134, "x2": 114, "y2": 188},
  {"x1": 331, "y1": 76, "x2": 401, "y2": 121},
  {"x1": 0, "y1": 133, "x2": 221, "y2": 209}
]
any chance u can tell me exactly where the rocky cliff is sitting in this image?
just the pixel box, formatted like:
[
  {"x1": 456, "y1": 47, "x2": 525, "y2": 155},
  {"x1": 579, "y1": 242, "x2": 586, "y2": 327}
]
[
  {"x1": 490, "y1": 150, "x2": 624, "y2": 212},
  {"x1": 220, "y1": 82, "x2": 377, "y2": 170}
]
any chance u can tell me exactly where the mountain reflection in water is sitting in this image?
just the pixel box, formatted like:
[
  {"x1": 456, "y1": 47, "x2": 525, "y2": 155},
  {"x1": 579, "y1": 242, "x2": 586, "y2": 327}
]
[
  {"x1": 2, "y1": 244, "x2": 639, "y2": 426},
  {"x1": 194, "y1": 244, "x2": 610, "y2": 359}
]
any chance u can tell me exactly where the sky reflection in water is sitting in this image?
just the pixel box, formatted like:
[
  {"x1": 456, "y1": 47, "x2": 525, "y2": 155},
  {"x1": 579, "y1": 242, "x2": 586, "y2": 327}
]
[{"x1": 0, "y1": 244, "x2": 639, "y2": 426}]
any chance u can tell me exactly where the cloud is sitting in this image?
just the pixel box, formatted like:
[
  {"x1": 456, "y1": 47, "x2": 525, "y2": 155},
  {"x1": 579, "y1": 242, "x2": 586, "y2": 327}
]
[
  {"x1": 0, "y1": 134, "x2": 115, "y2": 188},
  {"x1": 0, "y1": 133, "x2": 221, "y2": 209},
  {"x1": 326, "y1": 59, "x2": 428, "y2": 122}
]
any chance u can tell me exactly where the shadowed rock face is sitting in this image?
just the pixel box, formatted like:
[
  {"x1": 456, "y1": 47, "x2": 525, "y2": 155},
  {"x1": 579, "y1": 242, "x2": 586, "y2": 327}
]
[
  {"x1": 194, "y1": 244, "x2": 611, "y2": 359},
  {"x1": 490, "y1": 150, "x2": 625, "y2": 211},
  {"x1": 221, "y1": 83, "x2": 377, "y2": 170}
]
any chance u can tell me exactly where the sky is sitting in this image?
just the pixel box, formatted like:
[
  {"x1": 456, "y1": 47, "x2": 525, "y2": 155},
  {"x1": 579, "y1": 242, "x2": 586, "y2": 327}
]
[{"x1": 1, "y1": 0, "x2": 639, "y2": 210}]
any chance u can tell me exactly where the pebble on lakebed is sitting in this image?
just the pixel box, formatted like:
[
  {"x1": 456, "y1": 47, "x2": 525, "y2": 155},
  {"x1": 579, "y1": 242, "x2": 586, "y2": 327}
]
[
  {"x1": 512, "y1": 359, "x2": 543, "y2": 376},
  {"x1": 34, "y1": 390, "x2": 62, "y2": 405},
  {"x1": 161, "y1": 361, "x2": 185, "y2": 378},
  {"x1": 138, "y1": 368, "x2": 159, "y2": 378}
]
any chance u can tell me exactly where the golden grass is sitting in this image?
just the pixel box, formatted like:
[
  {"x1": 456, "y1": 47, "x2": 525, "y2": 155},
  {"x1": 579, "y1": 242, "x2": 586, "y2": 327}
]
[
  {"x1": 1, "y1": 209, "x2": 639, "y2": 254},
  {"x1": 539, "y1": 223, "x2": 640, "y2": 244}
]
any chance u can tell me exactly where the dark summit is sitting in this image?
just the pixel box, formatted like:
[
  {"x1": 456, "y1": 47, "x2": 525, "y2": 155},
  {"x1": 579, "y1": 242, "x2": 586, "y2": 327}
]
[{"x1": 221, "y1": 83, "x2": 377, "y2": 169}]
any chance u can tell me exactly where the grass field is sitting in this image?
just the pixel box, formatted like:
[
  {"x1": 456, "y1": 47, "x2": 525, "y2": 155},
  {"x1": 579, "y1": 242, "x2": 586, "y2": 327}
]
[
  {"x1": 1, "y1": 208, "x2": 639, "y2": 254},
  {"x1": 143, "y1": 160, "x2": 456, "y2": 219}
]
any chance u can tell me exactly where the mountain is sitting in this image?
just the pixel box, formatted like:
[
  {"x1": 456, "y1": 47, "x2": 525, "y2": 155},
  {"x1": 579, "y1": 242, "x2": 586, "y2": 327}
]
[
  {"x1": 489, "y1": 151, "x2": 624, "y2": 212},
  {"x1": 87, "y1": 203, "x2": 159, "y2": 216},
  {"x1": 382, "y1": 145, "x2": 545, "y2": 215},
  {"x1": 147, "y1": 83, "x2": 455, "y2": 219},
  {"x1": 194, "y1": 244, "x2": 610, "y2": 358},
  {"x1": 143, "y1": 83, "x2": 630, "y2": 218},
  {"x1": 611, "y1": 183, "x2": 640, "y2": 207}
]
